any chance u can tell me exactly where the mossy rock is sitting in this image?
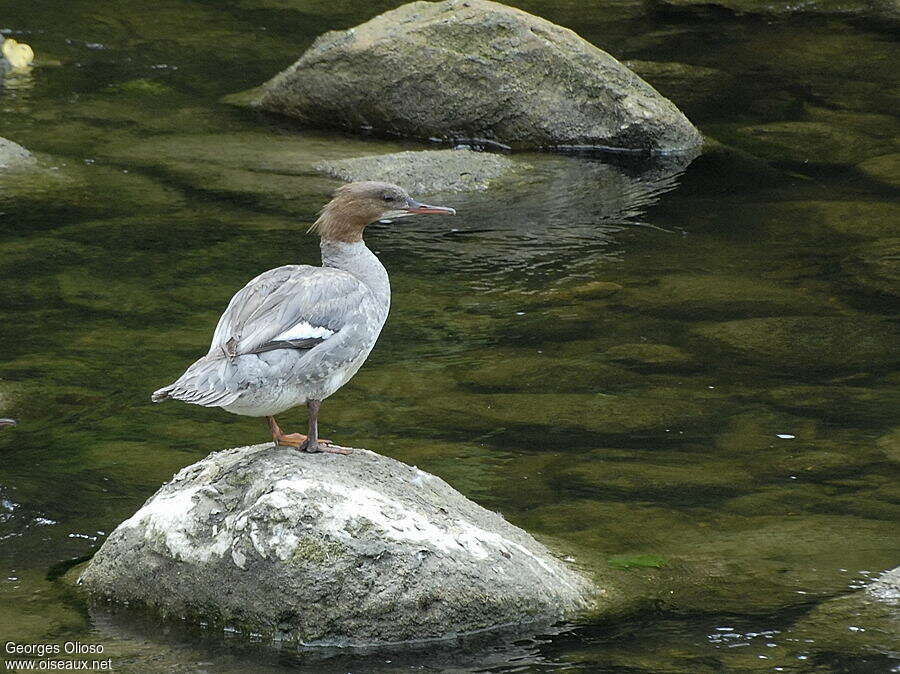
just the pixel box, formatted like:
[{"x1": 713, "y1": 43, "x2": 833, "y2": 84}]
[
  {"x1": 316, "y1": 149, "x2": 527, "y2": 194},
  {"x1": 98, "y1": 131, "x2": 410, "y2": 215},
  {"x1": 756, "y1": 200, "x2": 900, "y2": 239},
  {"x1": 787, "y1": 568, "x2": 900, "y2": 658},
  {"x1": 693, "y1": 316, "x2": 900, "y2": 372},
  {"x1": 876, "y1": 427, "x2": 900, "y2": 463},
  {"x1": 603, "y1": 343, "x2": 695, "y2": 371},
  {"x1": 610, "y1": 274, "x2": 834, "y2": 319},
  {"x1": 541, "y1": 281, "x2": 624, "y2": 303},
  {"x1": 624, "y1": 60, "x2": 733, "y2": 115},
  {"x1": 106, "y1": 78, "x2": 175, "y2": 97},
  {"x1": 652, "y1": 0, "x2": 899, "y2": 23},
  {"x1": 456, "y1": 355, "x2": 643, "y2": 393},
  {"x1": 857, "y1": 153, "x2": 900, "y2": 188},
  {"x1": 554, "y1": 452, "x2": 752, "y2": 502},
  {"x1": 763, "y1": 384, "x2": 900, "y2": 426},
  {"x1": 727, "y1": 121, "x2": 888, "y2": 165},
  {"x1": 423, "y1": 389, "x2": 714, "y2": 439},
  {"x1": 841, "y1": 237, "x2": 900, "y2": 298},
  {"x1": 252, "y1": 0, "x2": 701, "y2": 151}
]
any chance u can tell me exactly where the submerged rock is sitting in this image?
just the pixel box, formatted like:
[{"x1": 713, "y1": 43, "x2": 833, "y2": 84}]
[
  {"x1": 651, "y1": 0, "x2": 899, "y2": 23},
  {"x1": 757, "y1": 200, "x2": 900, "y2": 239},
  {"x1": 694, "y1": 316, "x2": 900, "y2": 372},
  {"x1": 857, "y1": 153, "x2": 900, "y2": 188},
  {"x1": 787, "y1": 567, "x2": 900, "y2": 658},
  {"x1": 603, "y1": 343, "x2": 694, "y2": 370},
  {"x1": 729, "y1": 121, "x2": 887, "y2": 165},
  {"x1": 79, "y1": 444, "x2": 595, "y2": 645},
  {"x1": 316, "y1": 149, "x2": 524, "y2": 193},
  {"x1": 611, "y1": 274, "x2": 832, "y2": 319},
  {"x1": 841, "y1": 238, "x2": 900, "y2": 298},
  {"x1": 0, "y1": 137, "x2": 36, "y2": 169},
  {"x1": 624, "y1": 60, "x2": 733, "y2": 115},
  {"x1": 253, "y1": 0, "x2": 700, "y2": 152},
  {"x1": 763, "y1": 384, "x2": 898, "y2": 425}
]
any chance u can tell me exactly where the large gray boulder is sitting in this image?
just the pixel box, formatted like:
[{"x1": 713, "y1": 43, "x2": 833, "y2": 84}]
[
  {"x1": 255, "y1": 0, "x2": 701, "y2": 152},
  {"x1": 79, "y1": 444, "x2": 595, "y2": 645}
]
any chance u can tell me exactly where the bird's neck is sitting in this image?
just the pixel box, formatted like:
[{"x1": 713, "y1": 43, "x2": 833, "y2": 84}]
[{"x1": 320, "y1": 239, "x2": 390, "y2": 303}]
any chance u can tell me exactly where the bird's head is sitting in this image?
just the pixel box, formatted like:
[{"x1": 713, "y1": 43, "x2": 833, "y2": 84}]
[{"x1": 309, "y1": 181, "x2": 455, "y2": 242}]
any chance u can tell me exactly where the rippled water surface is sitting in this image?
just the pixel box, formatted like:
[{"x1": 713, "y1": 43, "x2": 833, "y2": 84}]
[{"x1": 1, "y1": 0, "x2": 898, "y2": 671}]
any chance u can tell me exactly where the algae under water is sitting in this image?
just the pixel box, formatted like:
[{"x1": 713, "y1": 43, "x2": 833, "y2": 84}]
[{"x1": 0, "y1": 0, "x2": 898, "y2": 671}]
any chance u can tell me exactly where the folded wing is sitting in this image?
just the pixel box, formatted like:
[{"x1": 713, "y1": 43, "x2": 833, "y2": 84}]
[{"x1": 209, "y1": 265, "x2": 369, "y2": 357}]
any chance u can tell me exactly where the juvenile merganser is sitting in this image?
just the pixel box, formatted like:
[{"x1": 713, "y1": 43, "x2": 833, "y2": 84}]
[{"x1": 152, "y1": 182, "x2": 455, "y2": 454}]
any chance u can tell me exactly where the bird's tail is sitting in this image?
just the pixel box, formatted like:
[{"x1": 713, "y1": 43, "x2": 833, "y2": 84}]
[{"x1": 151, "y1": 355, "x2": 241, "y2": 408}]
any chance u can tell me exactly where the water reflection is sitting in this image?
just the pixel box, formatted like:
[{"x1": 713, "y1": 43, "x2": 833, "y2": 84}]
[
  {"x1": 379, "y1": 149, "x2": 699, "y2": 290},
  {"x1": 86, "y1": 603, "x2": 583, "y2": 673}
]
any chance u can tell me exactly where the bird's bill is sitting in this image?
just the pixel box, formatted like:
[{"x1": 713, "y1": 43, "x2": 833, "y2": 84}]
[
  {"x1": 404, "y1": 198, "x2": 456, "y2": 215},
  {"x1": 0, "y1": 418, "x2": 17, "y2": 428}
]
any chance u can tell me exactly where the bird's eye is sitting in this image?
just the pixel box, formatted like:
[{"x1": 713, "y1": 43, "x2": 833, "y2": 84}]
[{"x1": 382, "y1": 194, "x2": 393, "y2": 202}]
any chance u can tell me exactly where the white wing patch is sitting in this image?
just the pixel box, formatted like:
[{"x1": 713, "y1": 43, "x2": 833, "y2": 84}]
[{"x1": 272, "y1": 320, "x2": 335, "y2": 341}]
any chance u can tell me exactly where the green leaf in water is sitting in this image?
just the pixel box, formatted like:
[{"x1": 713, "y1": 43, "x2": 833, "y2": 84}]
[{"x1": 607, "y1": 554, "x2": 668, "y2": 570}]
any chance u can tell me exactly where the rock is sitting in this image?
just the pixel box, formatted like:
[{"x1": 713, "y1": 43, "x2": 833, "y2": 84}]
[
  {"x1": 555, "y1": 451, "x2": 752, "y2": 503},
  {"x1": 456, "y1": 354, "x2": 642, "y2": 393},
  {"x1": 787, "y1": 567, "x2": 900, "y2": 658},
  {"x1": 315, "y1": 149, "x2": 524, "y2": 193},
  {"x1": 253, "y1": 0, "x2": 701, "y2": 152},
  {"x1": 79, "y1": 444, "x2": 595, "y2": 645},
  {"x1": 805, "y1": 105, "x2": 900, "y2": 144},
  {"x1": 651, "y1": 0, "x2": 899, "y2": 23},
  {"x1": 98, "y1": 131, "x2": 405, "y2": 216},
  {"x1": 541, "y1": 281, "x2": 624, "y2": 302},
  {"x1": 728, "y1": 121, "x2": 887, "y2": 165},
  {"x1": 105, "y1": 78, "x2": 176, "y2": 97},
  {"x1": 604, "y1": 343, "x2": 694, "y2": 370},
  {"x1": 0, "y1": 137, "x2": 37, "y2": 169},
  {"x1": 612, "y1": 274, "x2": 832, "y2": 319},
  {"x1": 866, "y1": 566, "x2": 900, "y2": 603},
  {"x1": 763, "y1": 384, "x2": 899, "y2": 426},
  {"x1": 858, "y1": 153, "x2": 900, "y2": 188},
  {"x1": 694, "y1": 316, "x2": 900, "y2": 373},
  {"x1": 624, "y1": 60, "x2": 733, "y2": 115},
  {"x1": 841, "y1": 238, "x2": 900, "y2": 298},
  {"x1": 757, "y1": 200, "x2": 900, "y2": 239},
  {"x1": 420, "y1": 389, "x2": 714, "y2": 441},
  {"x1": 877, "y1": 427, "x2": 899, "y2": 463}
]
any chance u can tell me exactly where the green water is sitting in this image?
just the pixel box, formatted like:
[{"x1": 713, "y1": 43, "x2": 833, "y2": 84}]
[{"x1": 1, "y1": 0, "x2": 898, "y2": 671}]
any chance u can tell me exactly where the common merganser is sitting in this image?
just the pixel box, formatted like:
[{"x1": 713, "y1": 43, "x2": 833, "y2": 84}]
[{"x1": 152, "y1": 182, "x2": 455, "y2": 454}]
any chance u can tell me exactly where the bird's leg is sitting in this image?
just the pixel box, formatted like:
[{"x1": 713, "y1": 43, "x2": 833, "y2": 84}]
[
  {"x1": 267, "y1": 414, "x2": 334, "y2": 450},
  {"x1": 299, "y1": 400, "x2": 350, "y2": 455},
  {"x1": 266, "y1": 415, "x2": 307, "y2": 448}
]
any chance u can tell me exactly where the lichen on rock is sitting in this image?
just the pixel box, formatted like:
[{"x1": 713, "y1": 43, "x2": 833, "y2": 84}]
[
  {"x1": 79, "y1": 444, "x2": 596, "y2": 645},
  {"x1": 251, "y1": 0, "x2": 701, "y2": 152},
  {"x1": 0, "y1": 137, "x2": 37, "y2": 170}
]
